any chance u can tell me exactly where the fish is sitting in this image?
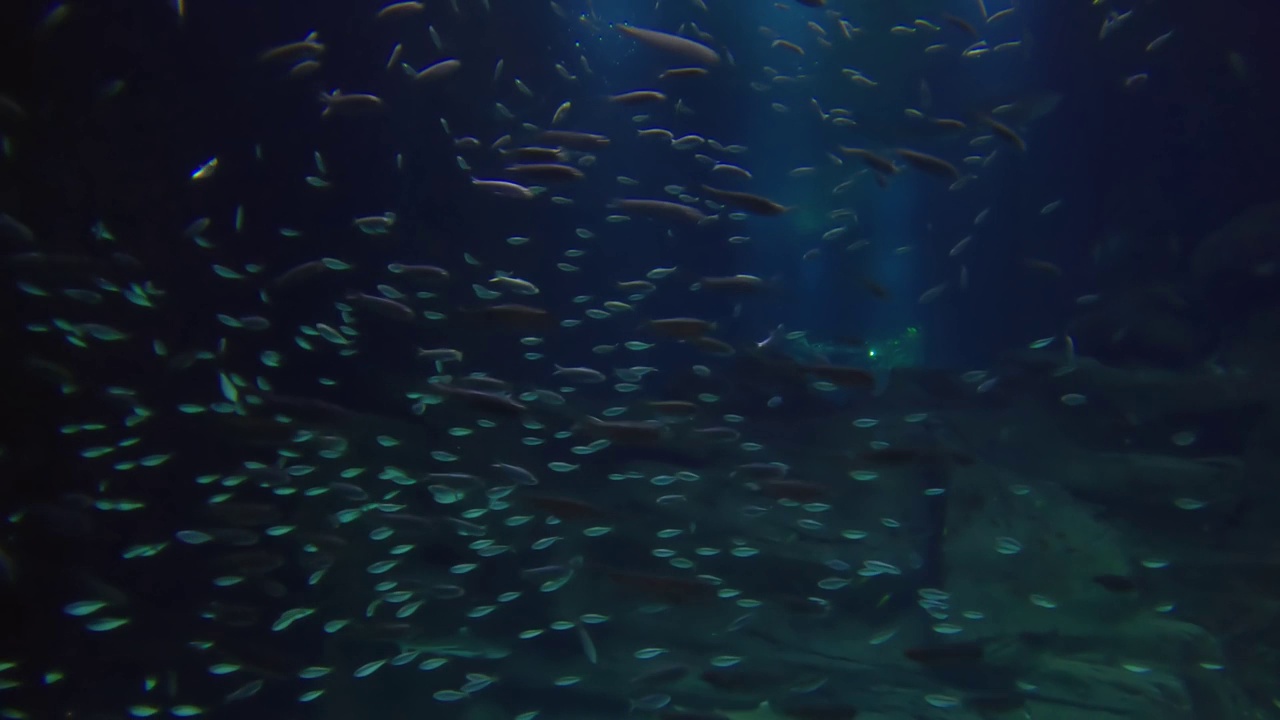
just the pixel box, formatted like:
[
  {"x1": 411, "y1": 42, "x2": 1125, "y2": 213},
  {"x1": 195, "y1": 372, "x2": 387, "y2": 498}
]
[
  {"x1": 461, "y1": 303, "x2": 552, "y2": 328},
  {"x1": 540, "y1": 130, "x2": 611, "y2": 150},
  {"x1": 616, "y1": 25, "x2": 721, "y2": 66},
  {"x1": 343, "y1": 292, "x2": 416, "y2": 321},
  {"x1": 504, "y1": 163, "x2": 584, "y2": 182},
  {"x1": 399, "y1": 629, "x2": 513, "y2": 659},
  {"x1": 610, "y1": 198, "x2": 708, "y2": 224},
  {"x1": 772, "y1": 40, "x2": 805, "y2": 56},
  {"x1": 861, "y1": 277, "x2": 890, "y2": 299},
  {"x1": 701, "y1": 185, "x2": 789, "y2": 215},
  {"x1": 941, "y1": 13, "x2": 979, "y2": 38},
  {"x1": 989, "y1": 91, "x2": 1062, "y2": 125},
  {"x1": 894, "y1": 149, "x2": 959, "y2": 179},
  {"x1": 429, "y1": 383, "x2": 528, "y2": 416},
  {"x1": 318, "y1": 90, "x2": 385, "y2": 117},
  {"x1": 413, "y1": 58, "x2": 462, "y2": 82},
  {"x1": 693, "y1": 275, "x2": 768, "y2": 293},
  {"x1": 376, "y1": 2, "x2": 424, "y2": 20},
  {"x1": 979, "y1": 114, "x2": 1026, "y2": 152},
  {"x1": 1023, "y1": 258, "x2": 1063, "y2": 276},
  {"x1": 472, "y1": 178, "x2": 535, "y2": 199},
  {"x1": 389, "y1": 263, "x2": 450, "y2": 282},
  {"x1": 839, "y1": 147, "x2": 898, "y2": 177},
  {"x1": 553, "y1": 365, "x2": 607, "y2": 383},
  {"x1": 1146, "y1": 31, "x2": 1174, "y2": 53},
  {"x1": 259, "y1": 38, "x2": 325, "y2": 64},
  {"x1": 573, "y1": 416, "x2": 670, "y2": 444},
  {"x1": 416, "y1": 348, "x2": 464, "y2": 362},
  {"x1": 660, "y1": 67, "x2": 710, "y2": 79},
  {"x1": 644, "y1": 317, "x2": 716, "y2": 339},
  {"x1": 610, "y1": 90, "x2": 668, "y2": 105}
]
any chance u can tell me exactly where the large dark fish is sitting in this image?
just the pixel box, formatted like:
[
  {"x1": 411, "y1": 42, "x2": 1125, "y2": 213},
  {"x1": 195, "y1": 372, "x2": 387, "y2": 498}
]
[{"x1": 701, "y1": 185, "x2": 790, "y2": 215}]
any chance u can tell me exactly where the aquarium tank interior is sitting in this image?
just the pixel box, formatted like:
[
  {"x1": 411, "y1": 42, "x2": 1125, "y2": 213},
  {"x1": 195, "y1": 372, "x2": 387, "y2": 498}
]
[{"x1": 2, "y1": 0, "x2": 1280, "y2": 718}]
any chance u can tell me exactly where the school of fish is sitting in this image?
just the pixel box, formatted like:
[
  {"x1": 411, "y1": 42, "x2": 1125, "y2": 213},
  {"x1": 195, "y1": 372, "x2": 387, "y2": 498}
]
[{"x1": 4, "y1": 0, "x2": 1262, "y2": 719}]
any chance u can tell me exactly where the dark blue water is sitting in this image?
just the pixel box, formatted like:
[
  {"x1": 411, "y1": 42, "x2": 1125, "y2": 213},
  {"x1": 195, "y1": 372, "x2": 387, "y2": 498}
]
[{"x1": 2, "y1": 0, "x2": 1279, "y2": 719}]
